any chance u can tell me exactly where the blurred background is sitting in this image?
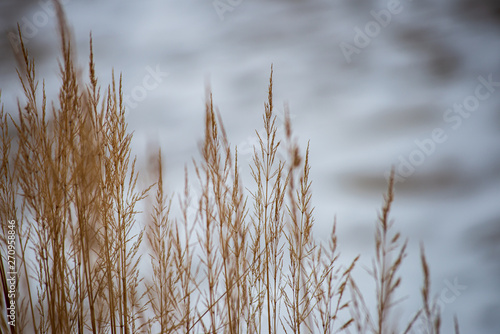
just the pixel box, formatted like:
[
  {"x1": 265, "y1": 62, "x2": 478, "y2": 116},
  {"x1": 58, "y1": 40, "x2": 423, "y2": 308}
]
[{"x1": 1, "y1": 0, "x2": 499, "y2": 332}]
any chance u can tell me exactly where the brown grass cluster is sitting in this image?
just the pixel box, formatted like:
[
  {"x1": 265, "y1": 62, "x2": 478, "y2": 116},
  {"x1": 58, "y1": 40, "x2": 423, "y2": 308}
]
[{"x1": 0, "y1": 6, "x2": 458, "y2": 334}]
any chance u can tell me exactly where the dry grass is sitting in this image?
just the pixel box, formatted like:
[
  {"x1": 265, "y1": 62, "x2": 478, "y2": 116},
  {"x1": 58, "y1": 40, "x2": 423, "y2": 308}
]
[{"x1": 0, "y1": 4, "x2": 459, "y2": 334}]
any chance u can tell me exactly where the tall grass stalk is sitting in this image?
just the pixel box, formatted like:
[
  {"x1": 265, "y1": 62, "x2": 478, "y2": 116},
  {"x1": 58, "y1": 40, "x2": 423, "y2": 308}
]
[{"x1": 0, "y1": 4, "x2": 459, "y2": 333}]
